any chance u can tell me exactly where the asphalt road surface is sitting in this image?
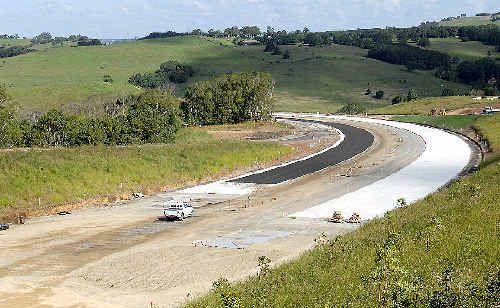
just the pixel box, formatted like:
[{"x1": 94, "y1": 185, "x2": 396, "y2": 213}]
[{"x1": 232, "y1": 120, "x2": 374, "y2": 184}]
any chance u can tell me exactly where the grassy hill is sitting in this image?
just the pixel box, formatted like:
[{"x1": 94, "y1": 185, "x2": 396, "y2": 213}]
[
  {"x1": 437, "y1": 16, "x2": 499, "y2": 26},
  {"x1": 189, "y1": 114, "x2": 500, "y2": 308},
  {"x1": 425, "y1": 38, "x2": 499, "y2": 61},
  {"x1": 0, "y1": 36, "x2": 465, "y2": 115},
  {"x1": 0, "y1": 38, "x2": 31, "y2": 47}
]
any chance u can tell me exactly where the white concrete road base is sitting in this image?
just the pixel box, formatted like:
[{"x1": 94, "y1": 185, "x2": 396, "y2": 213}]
[{"x1": 284, "y1": 114, "x2": 472, "y2": 220}]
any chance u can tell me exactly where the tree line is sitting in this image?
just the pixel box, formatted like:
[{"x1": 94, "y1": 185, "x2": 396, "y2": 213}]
[
  {"x1": 0, "y1": 72, "x2": 274, "y2": 148},
  {"x1": 31, "y1": 32, "x2": 103, "y2": 46},
  {"x1": 367, "y1": 44, "x2": 450, "y2": 70},
  {"x1": 0, "y1": 88, "x2": 181, "y2": 148}
]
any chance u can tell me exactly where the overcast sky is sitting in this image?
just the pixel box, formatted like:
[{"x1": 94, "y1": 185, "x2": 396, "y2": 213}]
[{"x1": 1, "y1": 0, "x2": 499, "y2": 39}]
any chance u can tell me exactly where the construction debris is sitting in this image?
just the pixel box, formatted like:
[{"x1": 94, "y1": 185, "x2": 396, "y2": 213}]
[
  {"x1": 132, "y1": 192, "x2": 145, "y2": 199},
  {"x1": 328, "y1": 211, "x2": 344, "y2": 223},
  {"x1": 347, "y1": 212, "x2": 361, "y2": 224},
  {"x1": 17, "y1": 214, "x2": 25, "y2": 225}
]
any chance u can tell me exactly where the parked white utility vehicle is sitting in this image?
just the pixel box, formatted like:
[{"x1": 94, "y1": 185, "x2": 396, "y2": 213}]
[{"x1": 163, "y1": 202, "x2": 194, "y2": 221}]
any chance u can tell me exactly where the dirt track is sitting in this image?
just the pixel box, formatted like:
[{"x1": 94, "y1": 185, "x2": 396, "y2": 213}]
[{"x1": 0, "y1": 119, "x2": 425, "y2": 308}]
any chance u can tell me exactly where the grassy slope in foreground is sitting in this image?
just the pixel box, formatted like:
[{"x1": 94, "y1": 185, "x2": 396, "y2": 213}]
[
  {"x1": 0, "y1": 36, "x2": 464, "y2": 114},
  {"x1": 372, "y1": 96, "x2": 491, "y2": 115},
  {"x1": 474, "y1": 113, "x2": 500, "y2": 154},
  {"x1": 189, "y1": 115, "x2": 499, "y2": 307},
  {"x1": 0, "y1": 126, "x2": 292, "y2": 221}
]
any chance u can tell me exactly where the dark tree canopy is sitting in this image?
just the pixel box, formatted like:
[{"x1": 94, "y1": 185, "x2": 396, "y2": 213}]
[
  {"x1": 368, "y1": 44, "x2": 450, "y2": 70},
  {"x1": 129, "y1": 61, "x2": 194, "y2": 89}
]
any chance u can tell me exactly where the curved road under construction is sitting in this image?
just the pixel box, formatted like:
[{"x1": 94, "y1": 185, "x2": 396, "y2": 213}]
[{"x1": 232, "y1": 120, "x2": 374, "y2": 184}]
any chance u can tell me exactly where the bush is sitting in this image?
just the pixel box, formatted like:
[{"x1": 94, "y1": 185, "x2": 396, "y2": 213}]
[
  {"x1": 129, "y1": 61, "x2": 194, "y2": 88},
  {"x1": 103, "y1": 75, "x2": 113, "y2": 83},
  {"x1": 374, "y1": 90, "x2": 384, "y2": 99},
  {"x1": 338, "y1": 103, "x2": 367, "y2": 115},
  {"x1": 0, "y1": 46, "x2": 31, "y2": 58},
  {"x1": 181, "y1": 72, "x2": 274, "y2": 125},
  {"x1": 77, "y1": 38, "x2": 102, "y2": 46},
  {"x1": 392, "y1": 96, "x2": 405, "y2": 104},
  {"x1": 407, "y1": 88, "x2": 418, "y2": 101}
]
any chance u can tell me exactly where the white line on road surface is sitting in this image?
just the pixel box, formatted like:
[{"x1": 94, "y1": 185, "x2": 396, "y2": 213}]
[{"x1": 284, "y1": 114, "x2": 471, "y2": 220}]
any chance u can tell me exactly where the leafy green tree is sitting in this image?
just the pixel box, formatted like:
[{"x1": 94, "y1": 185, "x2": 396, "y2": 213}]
[
  {"x1": 0, "y1": 87, "x2": 23, "y2": 148},
  {"x1": 126, "y1": 89, "x2": 181, "y2": 143},
  {"x1": 375, "y1": 90, "x2": 385, "y2": 99},
  {"x1": 32, "y1": 32, "x2": 52, "y2": 44},
  {"x1": 407, "y1": 88, "x2": 419, "y2": 101},
  {"x1": 182, "y1": 73, "x2": 274, "y2": 125},
  {"x1": 30, "y1": 110, "x2": 70, "y2": 147}
]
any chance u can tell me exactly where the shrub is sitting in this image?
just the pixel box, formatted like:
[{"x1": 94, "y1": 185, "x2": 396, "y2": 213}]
[
  {"x1": 338, "y1": 103, "x2": 367, "y2": 114},
  {"x1": 103, "y1": 75, "x2": 113, "y2": 83},
  {"x1": 392, "y1": 96, "x2": 405, "y2": 104},
  {"x1": 407, "y1": 88, "x2": 419, "y2": 101},
  {"x1": 129, "y1": 61, "x2": 194, "y2": 88},
  {"x1": 375, "y1": 90, "x2": 384, "y2": 99}
]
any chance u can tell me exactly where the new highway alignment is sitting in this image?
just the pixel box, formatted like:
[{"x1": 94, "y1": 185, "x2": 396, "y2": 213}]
[{"x1": 232, "y1": 121, "x2": 374, "y2": 184}]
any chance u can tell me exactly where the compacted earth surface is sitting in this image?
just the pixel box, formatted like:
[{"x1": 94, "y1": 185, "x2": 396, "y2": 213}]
[{"x1": 0, "y1": 118, "x2": 426, "y2": 308}]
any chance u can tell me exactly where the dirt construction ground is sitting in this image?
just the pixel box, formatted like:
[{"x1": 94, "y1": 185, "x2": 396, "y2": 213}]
[{"x1": 0, "y1": 118, "x2": 425, "y2": 308}]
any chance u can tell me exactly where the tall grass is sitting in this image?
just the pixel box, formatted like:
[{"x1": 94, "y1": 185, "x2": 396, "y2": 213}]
[
  {"x1": 189, "y1": 113, "x2": 500, "y2": 308},
  {"x1": 0, "y1": 128, "x2": 291, "y2": 220}
]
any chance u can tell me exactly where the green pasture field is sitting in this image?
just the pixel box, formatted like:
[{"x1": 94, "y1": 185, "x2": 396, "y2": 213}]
[{"x1": 0, "y1": 36, "x2": 465, "y2": 115}]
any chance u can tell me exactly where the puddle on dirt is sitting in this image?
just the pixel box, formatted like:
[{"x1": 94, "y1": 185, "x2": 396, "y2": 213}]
[{"x1": 193, "y1": 230, "x2": 292, "y2": 249}]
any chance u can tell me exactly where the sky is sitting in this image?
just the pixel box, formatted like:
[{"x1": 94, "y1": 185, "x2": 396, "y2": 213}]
[{"x1": 0, "y1": 0, "x2": 499, "y2": 39}]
